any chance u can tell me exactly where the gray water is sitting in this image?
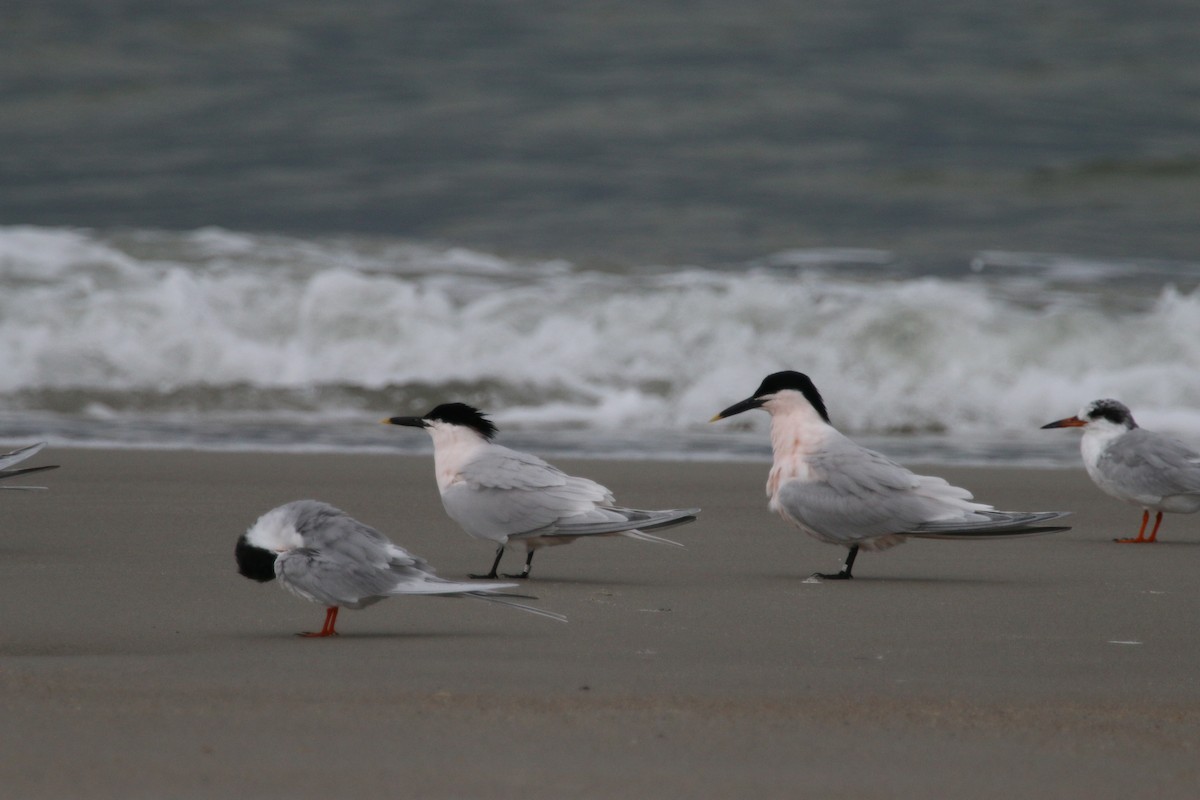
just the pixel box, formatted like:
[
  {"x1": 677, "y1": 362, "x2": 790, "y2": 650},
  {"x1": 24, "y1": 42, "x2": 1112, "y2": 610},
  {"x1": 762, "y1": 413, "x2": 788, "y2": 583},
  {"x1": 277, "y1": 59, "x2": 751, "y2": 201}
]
[
  {"x1": 3, "y1": 1, "x2": 1198, "y2": 266},
  {"x1": 2, "y1": 1, "x2": 1199, "y2": 464}
]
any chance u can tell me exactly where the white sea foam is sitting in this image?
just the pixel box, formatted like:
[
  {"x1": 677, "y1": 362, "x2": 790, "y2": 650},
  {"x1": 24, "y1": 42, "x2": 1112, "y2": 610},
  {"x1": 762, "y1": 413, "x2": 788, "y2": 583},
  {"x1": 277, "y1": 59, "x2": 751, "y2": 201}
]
[{"x1": 2, "y1": 226, "x2": 1199, "y2": 455}]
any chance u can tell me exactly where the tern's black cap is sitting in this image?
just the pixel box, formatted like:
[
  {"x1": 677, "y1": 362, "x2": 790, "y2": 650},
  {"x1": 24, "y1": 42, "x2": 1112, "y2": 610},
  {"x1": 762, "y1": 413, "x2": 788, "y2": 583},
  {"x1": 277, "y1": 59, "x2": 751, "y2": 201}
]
[
  {"x1": 715, "y1": 371, "x2": 830, "y2": 423},
  {"x1": 422, "y1": 403, "x2": 498, "y2": 440},
  {"x1": 1084, "y1": 399, "x2": 1137, "y2": 429}
]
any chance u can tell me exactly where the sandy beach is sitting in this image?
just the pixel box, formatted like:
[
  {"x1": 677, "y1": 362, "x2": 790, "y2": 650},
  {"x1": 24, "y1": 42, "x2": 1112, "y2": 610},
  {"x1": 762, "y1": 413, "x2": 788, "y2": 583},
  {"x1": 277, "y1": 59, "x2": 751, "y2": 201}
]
[{"x1": 2, "y1": 447, "x2": 1198, "y2": 798}]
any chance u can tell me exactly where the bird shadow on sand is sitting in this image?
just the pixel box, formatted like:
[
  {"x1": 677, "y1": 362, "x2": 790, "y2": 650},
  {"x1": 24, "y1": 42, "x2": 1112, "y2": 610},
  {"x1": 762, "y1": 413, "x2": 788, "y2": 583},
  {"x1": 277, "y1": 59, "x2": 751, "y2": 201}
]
[
  {"x1": 1055, "y1": 537, "x2": 1200, "y2": 548},
  {"x1": 218, "y1": 627, "x2": 536, "y2": 642},
  {"x1": 762, "y1": 572, "x2": 1035, "y2": 587},
  {"x1": 0, "y1": 642, "x2": 169, "y2": 658},
  {"x1": 0, "y1": 545, "x2": 39, "y2": 558}
]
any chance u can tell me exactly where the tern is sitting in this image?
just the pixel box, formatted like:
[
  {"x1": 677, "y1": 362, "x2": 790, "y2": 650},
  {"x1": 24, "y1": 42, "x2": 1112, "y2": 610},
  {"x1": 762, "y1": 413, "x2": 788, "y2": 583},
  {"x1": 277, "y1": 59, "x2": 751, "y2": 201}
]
[
  {"x1": 711, "y1": 371, "x2": 1070, "y2": 579},
  {"x1": 1042, "y1": 399, "x2": 1200, "y2": 543},
  {"x1": 235, "y1": 500, "x2": 566, "y2": 637},
  {"x1": 383, "y1": 403, "x2": 698, "y2": 579},
  {"x1": 0, "y1": 442, "x2": 59, "y2": 490}
]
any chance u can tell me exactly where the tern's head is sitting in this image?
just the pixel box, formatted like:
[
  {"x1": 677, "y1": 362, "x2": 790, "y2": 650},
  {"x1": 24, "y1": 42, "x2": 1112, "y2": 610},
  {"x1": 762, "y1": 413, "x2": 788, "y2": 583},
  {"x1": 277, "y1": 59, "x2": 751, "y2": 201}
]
[
  {"x1": 1041, "y1": 399, "x2": 1137, "y2": 433},
  {"x1": 236, "y1": 510, "x2": 288, "y2": 585},
  {"x1": 384, "y1": 402, "x2": 498, "y2": 442},
  {"x1": 235, "y1": 505, "x2": 303, "y2": 584},
  {"x1": 711, "y1": 371, "x2": 831, "y2": 424},
  {"x1": 235, "y1": 535, "x2": 278, "y2": 583}
]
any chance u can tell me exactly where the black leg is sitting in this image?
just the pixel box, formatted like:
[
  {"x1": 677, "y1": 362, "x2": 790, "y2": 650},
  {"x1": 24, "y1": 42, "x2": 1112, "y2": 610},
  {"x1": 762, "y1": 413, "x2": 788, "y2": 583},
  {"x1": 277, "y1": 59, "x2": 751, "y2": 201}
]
[
  {"x1": 503, "y1": 550, "x2": 534, "y2": 580},
  {"x1": 470, "y1": 545, "x2": 505, "y2": 579},
  {"x1": 813, "y1": 545, "x2": 858, "y2": 580}
]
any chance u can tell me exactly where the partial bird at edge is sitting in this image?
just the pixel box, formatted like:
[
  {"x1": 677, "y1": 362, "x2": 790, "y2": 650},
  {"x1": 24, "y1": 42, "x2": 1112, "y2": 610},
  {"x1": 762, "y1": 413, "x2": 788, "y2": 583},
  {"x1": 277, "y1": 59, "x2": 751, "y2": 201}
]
[
  {"x1": 1043, "y1": 399, "x2": 1200, "y2": 543},
  {"x1": 0, "y1": 442, "x2": 59, "y2": 490}
]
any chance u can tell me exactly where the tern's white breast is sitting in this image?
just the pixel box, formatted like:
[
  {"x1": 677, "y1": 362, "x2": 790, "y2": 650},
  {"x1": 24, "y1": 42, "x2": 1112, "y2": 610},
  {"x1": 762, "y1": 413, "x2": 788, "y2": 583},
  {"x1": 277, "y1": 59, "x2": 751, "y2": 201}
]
[
  {"x1": 765, "y1": 410, "x2": 828, "y2": 497},
  {"x1": 428, "y1": 426, "x2": 489, "y2": 492}
]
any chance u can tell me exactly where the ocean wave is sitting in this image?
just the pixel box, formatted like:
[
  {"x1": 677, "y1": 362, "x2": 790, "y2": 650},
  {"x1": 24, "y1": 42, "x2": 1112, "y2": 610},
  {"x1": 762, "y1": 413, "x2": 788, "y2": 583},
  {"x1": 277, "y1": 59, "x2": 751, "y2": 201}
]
[{"x1": 3, "y1": 226, "x2": 1199, "y2": 447}]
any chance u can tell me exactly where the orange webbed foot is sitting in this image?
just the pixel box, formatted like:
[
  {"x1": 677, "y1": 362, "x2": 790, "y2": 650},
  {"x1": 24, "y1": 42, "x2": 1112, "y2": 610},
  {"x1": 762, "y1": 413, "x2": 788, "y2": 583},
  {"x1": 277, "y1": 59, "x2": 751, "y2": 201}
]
[
  {"x1": 297, "y1": 606, "x2": 340, "y2": 637},
  {"x1": 1115, "y1": 511, "x2": 1157, "y2": 544}
]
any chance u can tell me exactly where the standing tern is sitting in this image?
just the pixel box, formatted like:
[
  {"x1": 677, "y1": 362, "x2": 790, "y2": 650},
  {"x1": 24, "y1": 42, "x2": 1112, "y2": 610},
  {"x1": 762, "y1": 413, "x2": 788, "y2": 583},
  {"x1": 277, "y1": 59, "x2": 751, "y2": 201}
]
[
  {"x1": 1042, "y1": 399, "x2": 1200, "y2": 543},
  {"x1": 711, "y1": 371, "x2": 1070, "y2": 579},
  {"x1": 0, "y1": 442, "x2": 59, "y2": 490},
  {"x1": 383, "y1": 403, "x2": 698, "y2": 580},
  {"x1": 235, "y1": 500, "x2": 566, "y2": 637}
]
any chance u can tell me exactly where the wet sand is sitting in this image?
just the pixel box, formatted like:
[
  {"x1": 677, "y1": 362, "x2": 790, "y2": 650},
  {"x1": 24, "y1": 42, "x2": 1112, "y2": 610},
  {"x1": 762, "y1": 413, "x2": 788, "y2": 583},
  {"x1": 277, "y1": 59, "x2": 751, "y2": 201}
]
[{"x1": 2, "y1": 448, "x2": 1198, "y2": 798}]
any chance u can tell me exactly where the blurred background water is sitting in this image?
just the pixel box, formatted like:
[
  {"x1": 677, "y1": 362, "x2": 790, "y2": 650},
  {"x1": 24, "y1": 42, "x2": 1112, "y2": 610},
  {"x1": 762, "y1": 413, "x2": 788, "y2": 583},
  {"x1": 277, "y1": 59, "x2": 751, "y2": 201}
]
[{"x1": 2, "y1": 1, "x2": 1198, "y2": 464}]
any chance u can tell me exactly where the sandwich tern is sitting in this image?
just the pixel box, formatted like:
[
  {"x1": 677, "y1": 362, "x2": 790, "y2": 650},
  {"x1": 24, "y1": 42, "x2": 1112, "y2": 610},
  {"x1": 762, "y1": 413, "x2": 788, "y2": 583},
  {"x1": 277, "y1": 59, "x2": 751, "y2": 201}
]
[
  {"x1": 1042, "y1": 399, "x2": 1200, "y2": 543},
  {"x1": 0, "y1": 442, "x2": 59, "y2": 490},
  {"x1": 235, "y1": 500, "x2": 566, "y2": 636},
  {"x1": 712, "y1": 371, "x2": 1070, "y2": 579},
  {"x1": 384, "y1": 403, "x2": 698, "y2": 579}
]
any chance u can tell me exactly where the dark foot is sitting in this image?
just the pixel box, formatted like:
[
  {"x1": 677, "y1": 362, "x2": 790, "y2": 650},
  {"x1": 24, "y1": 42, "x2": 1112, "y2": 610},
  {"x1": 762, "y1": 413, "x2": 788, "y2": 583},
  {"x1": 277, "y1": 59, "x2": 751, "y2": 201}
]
[
  {"x1": 502, "y1": 572, "x2": 530, "y2": 580},
  {"x1": 811, "y1": 571, "x2": 853, "y2": 580},
  {"x1": 469, "y1": 571, "x2": 499, "y2": 579}
]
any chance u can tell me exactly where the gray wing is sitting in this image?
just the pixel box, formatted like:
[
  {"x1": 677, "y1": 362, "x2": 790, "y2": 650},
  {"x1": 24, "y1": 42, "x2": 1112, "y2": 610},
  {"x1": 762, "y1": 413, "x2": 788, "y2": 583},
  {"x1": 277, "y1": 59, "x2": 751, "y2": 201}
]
[
  {"x1": 276, "y1": 504, "x2": 439, "y2": 608},
  {"x1": 272, "y1": 502, "x2": 567, "y2": 620},
  {"x1": 444, "y1": 447, "x2": 616, "y2": 540},
  {"x1": 908, "y1": 510, "x2": 1071, "y2": 539},
  {"x1": 776, "y1": 479, "x2": 939, "y2": 544},
  {"x1": 458, "y1": 446, "x2": 583, "y2": 491},
  {"x1": 774, "y1": 435, "x2": 989, "y2": 544},
  {"x1": 549, "y1": 507, "x2": 700, "y2": 537},
  {"x1": 1099, "y1": 429, "x2": 1200, "y2": 498}
]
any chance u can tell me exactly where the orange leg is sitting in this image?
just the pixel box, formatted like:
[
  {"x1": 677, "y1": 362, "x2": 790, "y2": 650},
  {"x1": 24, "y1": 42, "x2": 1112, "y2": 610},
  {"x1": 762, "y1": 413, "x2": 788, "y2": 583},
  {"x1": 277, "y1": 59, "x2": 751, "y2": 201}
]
[
  {"x1": 298, "y1": 606, "x2": 340, "y2": 637},
  {"x1": 1146, "y1": 511, "x2": 1163, "y2": 543},
  {"x1": 1115, "y1": 510, "x2": 1160, "y2": 544}
]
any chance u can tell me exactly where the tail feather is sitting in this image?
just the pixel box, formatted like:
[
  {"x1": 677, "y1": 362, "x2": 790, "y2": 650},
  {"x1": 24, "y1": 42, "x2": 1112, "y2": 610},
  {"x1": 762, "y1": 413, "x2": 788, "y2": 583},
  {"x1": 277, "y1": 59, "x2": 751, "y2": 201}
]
[
  {"x1": 464, "y1": 592, "x2": 568, "y2": 622},
  {"x1": 550, "y1": 507, "x2": 700, "y2": 537},
  {"x1": 391, "y1": 579, "x2": 519, "y2": 595},
  {"x1": 909, "y1": 510, "x2": 1071, "y2": 539},
  {"x1": 387, "y1": 578, "x2": 567, "y2": 622},
  {"x1": 619, "y1": 529, "x2": 686, "y2": 547}
]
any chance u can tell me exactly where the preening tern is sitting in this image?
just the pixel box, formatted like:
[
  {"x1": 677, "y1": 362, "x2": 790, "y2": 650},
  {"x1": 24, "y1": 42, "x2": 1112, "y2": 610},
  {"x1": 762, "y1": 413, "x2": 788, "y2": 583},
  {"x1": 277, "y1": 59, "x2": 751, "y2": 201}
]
[{"x1": 235, "y1": 500, "x2": 565, "y2": 636}]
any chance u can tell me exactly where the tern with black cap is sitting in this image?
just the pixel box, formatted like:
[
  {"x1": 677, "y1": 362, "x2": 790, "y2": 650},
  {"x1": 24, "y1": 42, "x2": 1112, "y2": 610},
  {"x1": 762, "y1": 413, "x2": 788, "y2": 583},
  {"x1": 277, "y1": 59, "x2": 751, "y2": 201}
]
[
  {"x1": 712, "y1": 371, "x2": 1070, "y2": 579},
  {"x1": 384, "y1": 403, "x2": 698, "y2": 580}
]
